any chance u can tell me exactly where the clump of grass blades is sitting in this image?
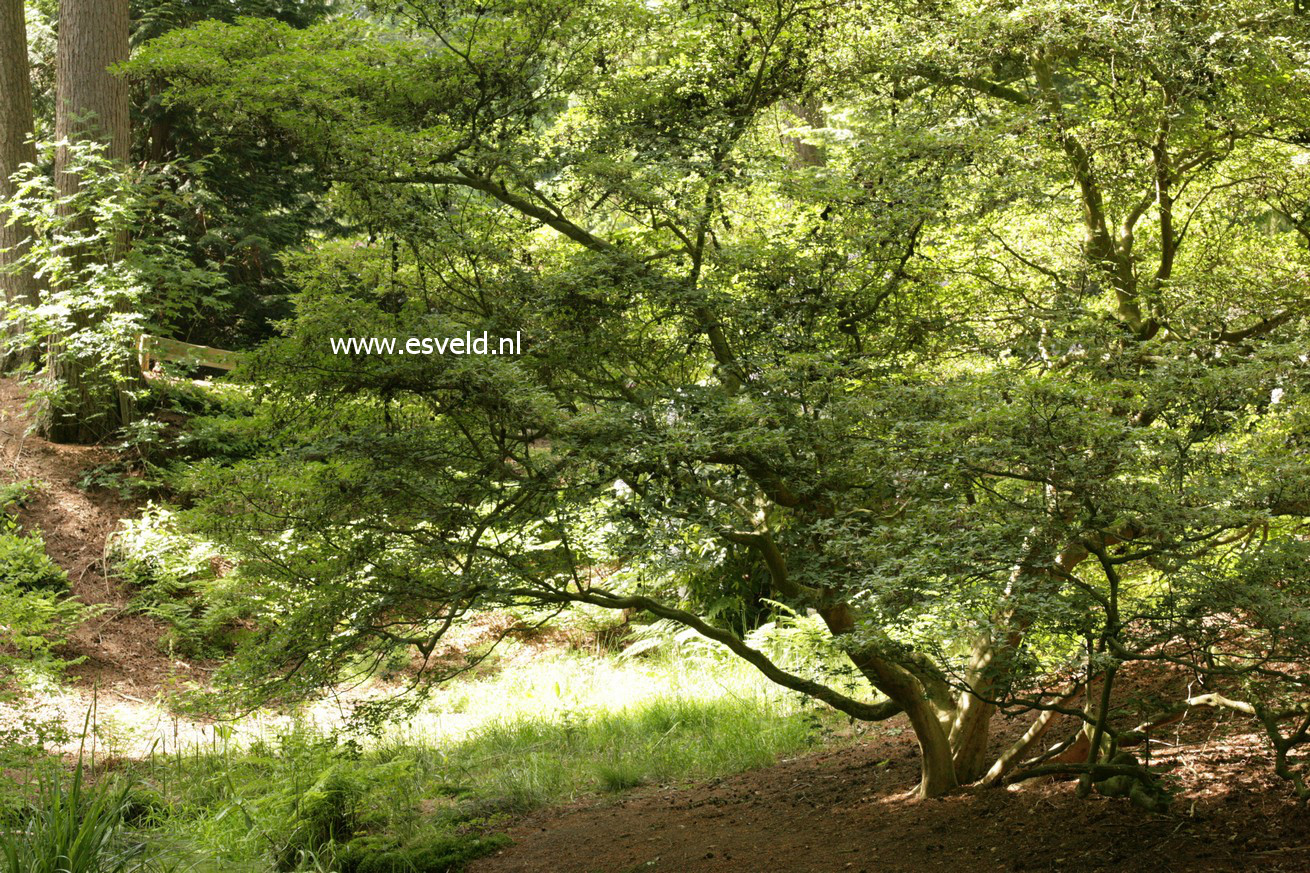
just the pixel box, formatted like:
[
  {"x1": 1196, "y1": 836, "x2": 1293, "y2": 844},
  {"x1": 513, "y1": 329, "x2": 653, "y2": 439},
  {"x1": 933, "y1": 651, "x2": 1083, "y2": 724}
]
[
  {"x1": 0, "y1": 755, "x2": 154, "y2": 873},
  {"x1": 439, "y1": 681, "x2": 816, "y2": 811}
]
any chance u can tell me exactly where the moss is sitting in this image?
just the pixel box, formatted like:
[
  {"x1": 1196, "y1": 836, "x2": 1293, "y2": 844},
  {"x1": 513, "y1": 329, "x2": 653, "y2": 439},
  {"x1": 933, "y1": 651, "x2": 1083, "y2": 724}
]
[{"x1": 337, "y1": 832, "x2": 511, "y2": 873}]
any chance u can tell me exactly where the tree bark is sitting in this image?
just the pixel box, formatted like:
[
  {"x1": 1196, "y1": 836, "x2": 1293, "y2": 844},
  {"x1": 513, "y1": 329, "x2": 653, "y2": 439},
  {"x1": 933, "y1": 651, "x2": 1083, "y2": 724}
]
[
  {"x1": 45, "y1": 0, "x2": 133, "y2": 443},
  {"x1": 949, "y1": 639, "x2": 1000, "y2": 783},
  {"x1": 890, "y1": 674, "x2": 960, "y2": 798},
  {"x1": 781, "y1": 98, "x2": 825, "y2": 168},
  {"x1": 54, "y1": 0, "x2": 130, "y2": 179},
  {"x1": 948, "y1": 539, "x2": 1048, "y2": 783},
  {"x1": 818, "y1": 600, "x2": 959, "y2": 797},
  {"x1": 0, "y1": 0, "x2": 39, "y2": 368}
]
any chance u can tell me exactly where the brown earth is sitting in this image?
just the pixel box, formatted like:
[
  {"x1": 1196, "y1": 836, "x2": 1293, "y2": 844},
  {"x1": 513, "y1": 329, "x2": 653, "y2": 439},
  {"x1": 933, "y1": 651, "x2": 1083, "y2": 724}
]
[
  {"x1": 471, "y1": 698, "x2": 1310, "y2": 873},
  {"x1": 0, "y1": 378, "x2": 190, "y2": 696}
]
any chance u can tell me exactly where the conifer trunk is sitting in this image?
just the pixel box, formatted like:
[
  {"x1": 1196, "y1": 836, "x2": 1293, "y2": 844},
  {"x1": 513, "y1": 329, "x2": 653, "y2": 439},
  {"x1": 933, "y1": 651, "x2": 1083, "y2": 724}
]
[
  {"x1": 45, "y1": 0, "x2": 133, "y2": 443},
  {"x1": 0, "y1": 0, "x2": 39, "y2": 368}
]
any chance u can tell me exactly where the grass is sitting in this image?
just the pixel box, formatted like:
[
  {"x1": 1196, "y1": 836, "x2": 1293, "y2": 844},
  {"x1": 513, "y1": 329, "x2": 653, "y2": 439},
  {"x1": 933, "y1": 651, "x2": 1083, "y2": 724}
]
[
  {"x1": 81, "y1": 641, "x2": 838, "y2": 872},
  {"x1": 0, "y1": 753, "x2": 160, "y2": 873}
]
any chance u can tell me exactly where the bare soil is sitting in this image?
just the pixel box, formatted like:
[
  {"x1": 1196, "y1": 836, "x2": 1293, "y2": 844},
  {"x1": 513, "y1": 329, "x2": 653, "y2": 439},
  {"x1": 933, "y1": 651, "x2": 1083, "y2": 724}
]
[
  {"x1": 0, "y1": 378, "x2": 190, "y2": 696},
  {"x1": 471, "y1": 698, "x2": 1310, "y2": 873}
]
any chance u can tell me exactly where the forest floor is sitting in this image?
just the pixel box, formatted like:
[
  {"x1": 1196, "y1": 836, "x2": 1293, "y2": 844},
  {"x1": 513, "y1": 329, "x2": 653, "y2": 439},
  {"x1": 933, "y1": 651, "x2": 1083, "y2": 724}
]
[
  {"x1": 5, "y1": 378, "x2": 1310, "y2": 872},
  {"x1": 0, "y1": 378, "x2": 179, "y2": 697},
  {"x1": 471, "y1": 691, "x2": 1310, "y2": 873},
  {"x1": 0, "y1": 379, "x2": 350, "y2": 758}
]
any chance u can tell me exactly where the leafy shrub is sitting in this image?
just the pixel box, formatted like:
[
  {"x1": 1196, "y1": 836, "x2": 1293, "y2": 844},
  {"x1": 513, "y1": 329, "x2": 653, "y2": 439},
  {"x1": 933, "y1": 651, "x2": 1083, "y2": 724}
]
[
  {"x1": 0, "y1": 530, "x2": 69, "y2": 592},
  {"x1": 0, "y1": 578, "x2": 84, "y2": 694},
  {"x1": 4, "y1": 139, "x2": 228, "y2": 443},
  {"x1": 109, "y1": 504, "x2": 249, "y2": 656},
  {"x1": 111, "y1": 504, "x2": 216, "y2": 594},
  {"x1": 0, "y1": 519, "x2": 82, "y2": 785},
  {"x1": 276, "y1": 763, "x2": 361, "y2": 870},
  {"x1": 0, "y1": 479, "x2": 37, "y2": 514}
]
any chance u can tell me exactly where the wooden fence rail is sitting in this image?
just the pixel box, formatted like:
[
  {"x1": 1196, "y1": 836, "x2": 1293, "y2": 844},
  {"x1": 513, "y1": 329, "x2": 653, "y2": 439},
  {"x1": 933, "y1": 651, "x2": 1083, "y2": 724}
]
[{"x1": 137, "y1": 333, "x2": 242, "y2": 377}]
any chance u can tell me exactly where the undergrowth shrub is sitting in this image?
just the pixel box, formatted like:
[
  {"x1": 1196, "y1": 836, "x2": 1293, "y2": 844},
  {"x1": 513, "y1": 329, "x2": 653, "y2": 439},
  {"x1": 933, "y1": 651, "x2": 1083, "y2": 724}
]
[
  {"x1": 0, "y1": 578, "x2": 81, "y2": 685},
  {"x1": 0, "y1": 479, "x2": 37, "y2": 514},
  {"x1": 130, "y1": 727, "x2": 505, "y2": 872},
  {"x1": 0, "y1": 491, "x2": 82, "y2": 798},
  {"x1": 276, "y1": 763, "x2": 361, "y2": 870},
  {"x1": 0, "y1": 508, "x2": 83, "y2": 697},
  {"x1": 109, "y1": 503, "x2": 249, "y2": 656},
  {"x1": 0, "y1": 530, "x2": 69, "y2": 593}
]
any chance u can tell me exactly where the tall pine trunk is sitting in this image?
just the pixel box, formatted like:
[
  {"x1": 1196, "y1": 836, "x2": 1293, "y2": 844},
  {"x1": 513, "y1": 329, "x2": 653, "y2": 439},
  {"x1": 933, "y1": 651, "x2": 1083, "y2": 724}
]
[
  {"x1": 0, "y1": 0, "x2": 39, "y2": 369},
  {"x1": 44, "y1": 0, "x2": 134, "y2": 443}
]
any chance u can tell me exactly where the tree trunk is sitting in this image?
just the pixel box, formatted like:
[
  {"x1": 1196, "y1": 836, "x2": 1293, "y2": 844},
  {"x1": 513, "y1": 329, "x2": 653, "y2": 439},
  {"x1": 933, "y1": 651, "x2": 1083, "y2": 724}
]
[
  {"x1": 819, "y1": 601, "x2": 960, "y2": 797},
  {"x1": 55, "y1": 0, "x2": 130, "y2": 180},
  {"x1": 0, "y1": 0, "x2": 39, "y2": 368},
  {"x1": 949, "y1": 646, "x2": 998, "y2": 784},
  {"x1": 952, "y1": 538, "x2": 1094, "y2": 783},
  {"x1": 950, "y1": 618, "x2": 1035, "y2": 782},
  {"x1": 904, "y1": 694, "x2": 960, "y2": 798},
  {"x1": 852, "y1": 639, "x2": 959, "y2": 798},
  {"x1": 45, "y1": 0, "x2": 133, "y2": 443},
  {"x1": 781, "y1": 98, "x2": 825, "y2": 168}
]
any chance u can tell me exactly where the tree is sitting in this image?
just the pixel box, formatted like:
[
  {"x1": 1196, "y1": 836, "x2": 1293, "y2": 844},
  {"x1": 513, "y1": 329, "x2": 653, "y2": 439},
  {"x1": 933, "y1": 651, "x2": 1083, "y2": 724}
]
[
  {"x1": 129, "y1": 0, "x2": 336, "y2": 350},
  {"x1": 866, "y1": 0, "x2": 1310, "y2": 792},
  {"x1": 45, "y1": 0, "x2": 133, "y2": 443},
  {"x1": 0, "y1": 0, "x2": 39, "y2": 368},
  {"x1": 137, "y1": 0, "x2": 1310, "y2": 800}
]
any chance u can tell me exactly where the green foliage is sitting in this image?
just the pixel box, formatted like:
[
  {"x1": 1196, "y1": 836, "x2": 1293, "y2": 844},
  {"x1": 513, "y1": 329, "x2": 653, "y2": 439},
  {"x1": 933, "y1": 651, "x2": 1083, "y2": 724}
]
[
  {"x1": 276, "y1": 763, "x2": 360, "y2": 869},
  {"x1": 336, "y1": 832, "x2": 509, "y2": 873},
  {"x1": 0, "y1": 479, "x2": 38, "y2": 514},
  {"x1": 3, "y1": 139, "x2": 228, "y2": 440},
  {"x1": 112, "y1": 505, "x2": 217, "y2": 594},
  {"x1": 0, "y1": 513, "x2": 82, "y2": 697},
  {"x1": 0, "y1": 529, "x2": 67, "y2": 593},
  {"x1": 112, "y1": 647, "x2": 821, "y2": 870},
  {"x1": 74, "y1": 419, "x2": 173, "y2": 499},
  {"x1": 125, "y1": 0, "x2": 1310, "y2": 799},
  {"x1": 0, "y1": 475, "x2": 77, "y2": 773},
  {"x1": 110, "y1": 504, "x2": 249, "y2": 657},
  {"x1": 127, "y1": 0, "x2": 336, "y2": 351}
]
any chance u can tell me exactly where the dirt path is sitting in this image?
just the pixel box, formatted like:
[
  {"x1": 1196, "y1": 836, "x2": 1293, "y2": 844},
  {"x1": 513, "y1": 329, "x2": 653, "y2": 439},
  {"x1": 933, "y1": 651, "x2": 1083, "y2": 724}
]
[
  {"x1": 472, "y1": 710, "x2": 1310, "y2": 872},
  {"x1": 0, "y1": 378, "x2": 429, "y2": 757},
  {"x1": 0, "y1": 378, "x2": 191, "y2": 696},
  {"x1": 0, "y1": 378, "x2": 240, "y2": 759}
]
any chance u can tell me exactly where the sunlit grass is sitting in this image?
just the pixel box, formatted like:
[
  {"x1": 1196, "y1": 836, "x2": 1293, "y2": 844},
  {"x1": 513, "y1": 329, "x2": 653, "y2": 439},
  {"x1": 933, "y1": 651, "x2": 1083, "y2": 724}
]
[
  {"x1": 394, "y1": 647, "x2": 818, "y2": 809},
  {"x1": 98, "y1": 642, "x2": 830, "y2": 871}
]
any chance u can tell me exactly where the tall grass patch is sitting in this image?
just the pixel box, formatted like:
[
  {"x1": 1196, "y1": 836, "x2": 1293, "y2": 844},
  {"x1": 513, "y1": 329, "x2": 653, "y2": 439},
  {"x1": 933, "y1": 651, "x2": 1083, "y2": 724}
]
[{"x1": 116, "y1": 644, "x2": 829, "y2": 871}]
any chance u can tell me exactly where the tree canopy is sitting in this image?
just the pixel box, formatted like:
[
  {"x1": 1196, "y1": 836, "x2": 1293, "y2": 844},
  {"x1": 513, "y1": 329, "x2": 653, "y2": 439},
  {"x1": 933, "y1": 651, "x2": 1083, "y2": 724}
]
[{"x1": 6, "y1": 0, "x2": 1310, "y2": 803}]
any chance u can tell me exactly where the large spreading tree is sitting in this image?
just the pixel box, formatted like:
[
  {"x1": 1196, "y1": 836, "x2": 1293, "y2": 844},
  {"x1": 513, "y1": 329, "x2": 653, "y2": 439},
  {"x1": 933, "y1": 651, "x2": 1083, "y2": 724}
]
[{"x1": 133, "y1": 0, "x2": 1310, "y2": 799}]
